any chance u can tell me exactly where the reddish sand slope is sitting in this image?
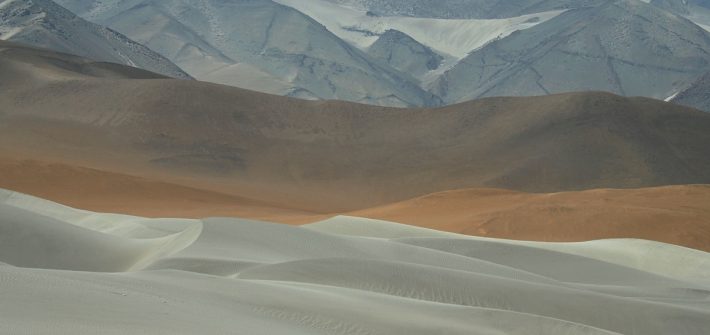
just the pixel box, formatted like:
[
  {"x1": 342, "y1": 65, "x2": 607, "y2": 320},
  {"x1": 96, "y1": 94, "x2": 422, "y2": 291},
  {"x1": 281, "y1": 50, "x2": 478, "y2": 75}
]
[
  {"x1": 2, "y1": 157, "x2": 709, "y2": 251},
  {"x1": 349, "y1": 187, "x2": 710, "y2": 251},
  {"x1": 0, "y1": 157, "x2": 320, "y2": 223}
]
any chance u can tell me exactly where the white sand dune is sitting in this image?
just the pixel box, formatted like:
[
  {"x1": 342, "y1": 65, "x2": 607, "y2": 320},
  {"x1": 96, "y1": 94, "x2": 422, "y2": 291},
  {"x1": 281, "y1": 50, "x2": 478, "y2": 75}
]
[
  {"x1": 1, "y1": 189, "x2": 709, "y2": 334},
  {"x1": 309, "y1": 216, "x2": 710, "y2": 284}
]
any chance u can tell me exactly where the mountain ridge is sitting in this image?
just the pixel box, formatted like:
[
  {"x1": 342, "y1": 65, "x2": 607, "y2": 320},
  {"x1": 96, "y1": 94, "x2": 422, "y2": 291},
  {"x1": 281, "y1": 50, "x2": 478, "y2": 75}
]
[
  {"x1": 55, "y1": 0, "x2": 440, "y2": 107},
  {"x1": 433, "y1": 0, "x2": 710, "y2": 104}
]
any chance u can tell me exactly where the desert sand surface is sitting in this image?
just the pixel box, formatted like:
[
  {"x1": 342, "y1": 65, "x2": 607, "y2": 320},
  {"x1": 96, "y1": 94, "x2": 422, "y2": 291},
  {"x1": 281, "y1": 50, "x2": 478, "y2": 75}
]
[
  {"x1": 2, "y1": 41, "x2": 710, "y2": 211},
  {"x1": 2, "y1": 155, "x2": 710, "y2": 250},
  {"x1": 1, "y1": 189, "x2": 709, "y2": 334},
  {"x1": 349, "y1": 186, "x2": 710, "y2": 252},
  {"x1": 0, "y1": 156, "x2": 321, "y2": 223}
]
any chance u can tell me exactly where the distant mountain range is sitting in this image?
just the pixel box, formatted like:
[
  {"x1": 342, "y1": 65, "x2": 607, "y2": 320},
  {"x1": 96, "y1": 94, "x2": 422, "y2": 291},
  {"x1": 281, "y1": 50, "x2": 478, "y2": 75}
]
[
  {"x1": 54, "y1": 0, "x2": 441, "y2": 107},
  {"x1": 2, "y1": 0, "x2": 708, "y2": 108},
  {"x1": 433, "y1": 0, "x2": 710, "y2": 103}
]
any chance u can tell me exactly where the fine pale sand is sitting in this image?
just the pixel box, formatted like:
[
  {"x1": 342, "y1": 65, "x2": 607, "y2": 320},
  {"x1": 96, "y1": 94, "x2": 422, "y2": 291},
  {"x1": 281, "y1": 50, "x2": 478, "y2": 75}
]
[{"x1": 1, "y1": 189, "x2": 709, "y2": 334}]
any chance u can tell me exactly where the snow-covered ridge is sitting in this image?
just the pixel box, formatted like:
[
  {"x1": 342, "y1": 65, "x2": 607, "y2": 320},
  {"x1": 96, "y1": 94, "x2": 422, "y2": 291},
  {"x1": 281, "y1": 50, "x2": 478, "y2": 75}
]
[{"x1": 274, "y1": 0, "x2": 564, "y2": 58}]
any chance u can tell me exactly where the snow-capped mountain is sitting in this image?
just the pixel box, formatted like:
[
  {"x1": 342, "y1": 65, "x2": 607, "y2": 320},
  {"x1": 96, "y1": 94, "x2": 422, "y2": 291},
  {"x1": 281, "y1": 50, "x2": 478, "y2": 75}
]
[
  {"x1": 0, "y1": 0, "x2": 190, "y2": 79},
  {"x1": 433, "y1": 0, "x2": 710, "y2": 104}
]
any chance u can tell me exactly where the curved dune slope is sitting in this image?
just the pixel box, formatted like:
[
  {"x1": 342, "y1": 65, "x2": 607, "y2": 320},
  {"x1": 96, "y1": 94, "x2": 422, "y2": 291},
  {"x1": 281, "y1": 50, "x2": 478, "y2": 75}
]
[
  {"x1": 1, "y1": 190, "x2": 709, "y2": 334},
  {"x1": 348, "y1": 186, "x2": 710, "y2": 251}
]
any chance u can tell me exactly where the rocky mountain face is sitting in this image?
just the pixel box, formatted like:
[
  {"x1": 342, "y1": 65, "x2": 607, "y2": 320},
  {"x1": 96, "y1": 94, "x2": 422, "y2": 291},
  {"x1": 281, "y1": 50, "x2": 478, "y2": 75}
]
[
  {"x1": 55, "y1": 0, "x2": 439, "y2": 107},
  {"x1": 649, "y1": 0, "x2": 710, "y2": 30},
  {"x1": 0, "y1": 0, "x2": 190, "y2": 79},
  {"x1": 672, "y1": 71, "x2": 710, "y2": 112},
  {"x1": 366, "y1": 29, "x2": 443, "y2": 80},
  {"x1": 322, "y1": 0, "x2": 606, "y2": 19},
  {"x1": 433, "y1": 0, "x2": 710, "y2": 104},
  {"x1": 43, "y1": 0, "x2": 710, "y2": 107},
  {"x1": 650, "y1": 0, "x2": 710, "y2": 14}
]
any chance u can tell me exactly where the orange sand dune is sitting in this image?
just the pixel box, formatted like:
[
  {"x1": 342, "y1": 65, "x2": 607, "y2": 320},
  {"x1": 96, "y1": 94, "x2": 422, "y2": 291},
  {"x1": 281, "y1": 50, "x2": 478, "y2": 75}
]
[
  {"x1": 349, "y1": 186, "x2": 710, "y2": 251},
  {"x1": 3, "y1": 156, "x2": 710, "y2": 251},
  {"x1": 0, "y1": 157, "x2": 321, "y2": 223}
]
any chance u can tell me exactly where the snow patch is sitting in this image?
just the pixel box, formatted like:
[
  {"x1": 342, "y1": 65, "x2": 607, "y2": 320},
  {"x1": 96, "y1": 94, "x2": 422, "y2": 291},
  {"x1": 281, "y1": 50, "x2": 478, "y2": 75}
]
[
  {"x1": 274, "y1": 0, "x2": 564, "y2": 58},
  {"x1": 695, "y1": 22, "x2": 710, "y2": 32},
  {"x1": 0, "y1": 26, "x2": 23, "y2": 39},
  {"x1": 665, "y1": 92, "x2": 680, "y2": 102}
]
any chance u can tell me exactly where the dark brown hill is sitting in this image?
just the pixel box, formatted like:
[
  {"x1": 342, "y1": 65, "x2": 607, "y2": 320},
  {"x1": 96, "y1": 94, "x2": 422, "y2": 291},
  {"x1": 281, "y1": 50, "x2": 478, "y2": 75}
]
[{"x1": 2, "y1": 41, "x2": 710, "y2": 211}]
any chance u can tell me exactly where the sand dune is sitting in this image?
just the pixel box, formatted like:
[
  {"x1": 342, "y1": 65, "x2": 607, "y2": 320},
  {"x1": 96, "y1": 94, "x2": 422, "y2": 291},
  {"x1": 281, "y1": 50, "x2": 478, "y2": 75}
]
[
  {"x1": 0, "y1": 156, "x2": 321, "y2": 223},
  {"x1": 2, "y1": 156, "x2": 709, "y2": 249},
  {"x1": 348, "y1": 186, "x2": 710, "y2": 252},
  {"x1": 1, "y1": 189, "x2": 709, "y2": 334},
  {"x1": 2, "y1": 41, "x2": 710, "y2": 211}
]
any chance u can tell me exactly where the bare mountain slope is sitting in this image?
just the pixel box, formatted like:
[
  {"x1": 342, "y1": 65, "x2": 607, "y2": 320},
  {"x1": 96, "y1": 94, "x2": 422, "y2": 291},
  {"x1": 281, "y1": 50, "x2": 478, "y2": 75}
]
[
  {"x1": 54, "y1": 0, "x2": 438, "y2": 107},
  {"x1": 672, "y1": 71, "x2": 710, "y2": 112},
  {"x1": 321, "y1": 0, "x2": 605, "y2": 19},
  {"x1": 367, "y1": 29, "x2": 443, "y2": 80},
  {"x1": 651, "y1": 0, "x2": 710, "y2": 28},
  {"x1": 434, "y1": 0, "x2": 710, "y2": 104},
  {"x1": 2, "y1": 41, "x2": 710, "y2": 211},
  {"x1": 0, "y1": 0, "x2": 190, "y2": 79},
  {"x1": 0, "y1": 40, "x2": 170, "y2": 80}
]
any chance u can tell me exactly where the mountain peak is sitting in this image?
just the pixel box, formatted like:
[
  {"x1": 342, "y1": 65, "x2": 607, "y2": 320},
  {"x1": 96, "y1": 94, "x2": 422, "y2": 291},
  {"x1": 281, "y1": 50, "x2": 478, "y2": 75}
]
[{"x1": 367, "y1": 29, "x2": 443, "y2": 79}]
